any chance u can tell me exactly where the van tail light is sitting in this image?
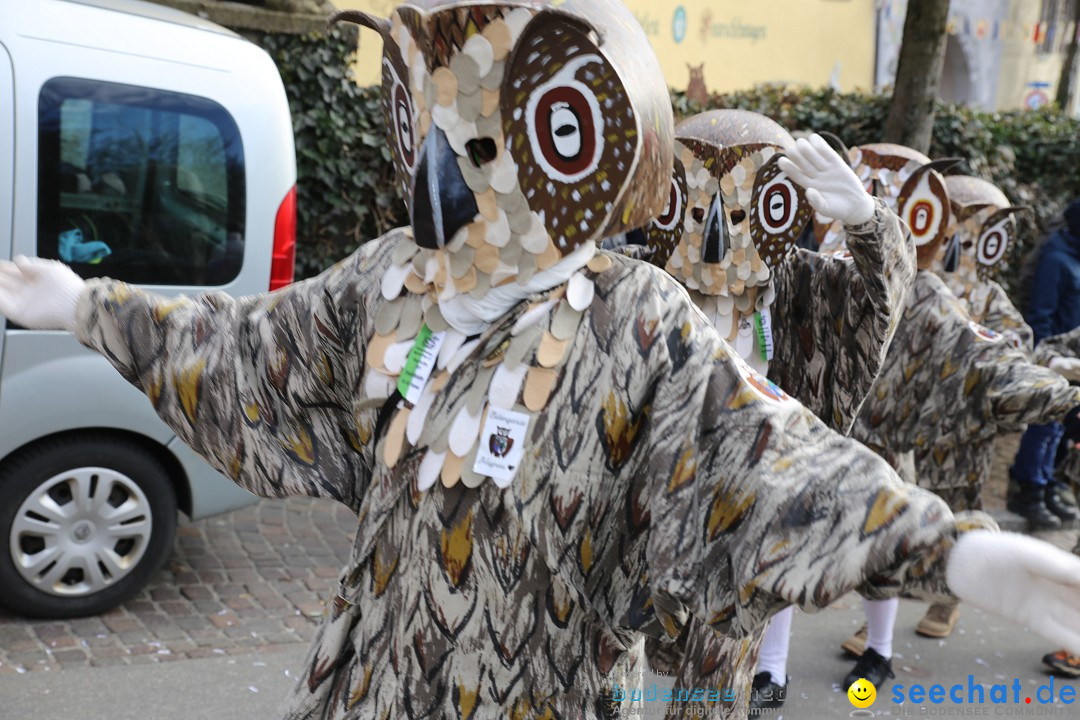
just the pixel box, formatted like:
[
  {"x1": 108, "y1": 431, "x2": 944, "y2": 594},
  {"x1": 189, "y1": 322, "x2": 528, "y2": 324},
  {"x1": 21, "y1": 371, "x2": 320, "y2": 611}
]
[{"x1": 270, "y1": 185, "x2": 297, "y2": 291}]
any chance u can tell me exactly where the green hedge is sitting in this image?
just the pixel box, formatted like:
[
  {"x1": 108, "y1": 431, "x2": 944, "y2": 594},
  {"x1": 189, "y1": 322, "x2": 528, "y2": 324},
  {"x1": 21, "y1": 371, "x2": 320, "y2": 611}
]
[
  {"x1": 257, "y1": 28, "x2": 407, "y2": 279},
  {"x1": 257, "y1": 31, "x2": 1080, "y2": 295}
]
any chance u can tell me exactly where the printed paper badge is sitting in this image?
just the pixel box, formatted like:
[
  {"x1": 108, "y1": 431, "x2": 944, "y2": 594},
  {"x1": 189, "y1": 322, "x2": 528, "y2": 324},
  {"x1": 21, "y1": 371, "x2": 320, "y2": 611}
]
[
  {"x1": 968, "y1": 321, "x2": 1003, "y2": 344},
  {"x1": 473, "y1": 407, "x2": 530, "y2": 488},
  {"x1": 731, "y1": 351, "x2": 794, "y2": 405}
]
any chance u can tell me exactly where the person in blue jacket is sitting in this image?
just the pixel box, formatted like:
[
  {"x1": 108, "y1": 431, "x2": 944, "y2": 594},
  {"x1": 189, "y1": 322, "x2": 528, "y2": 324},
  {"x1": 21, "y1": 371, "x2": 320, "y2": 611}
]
[{"x1": 1009, "y1": 199, "x2": 1080, "y2": 528}]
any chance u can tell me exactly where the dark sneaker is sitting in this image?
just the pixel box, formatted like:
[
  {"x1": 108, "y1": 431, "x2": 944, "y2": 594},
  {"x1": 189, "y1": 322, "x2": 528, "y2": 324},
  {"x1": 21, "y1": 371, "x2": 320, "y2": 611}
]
[
  {"x1": 1046, "y1": 482, "x2": 1079, "y2": 523},
  {"x1": 1007, "y1": 483, "x2": 1063, "y2": 530},
  {"x1": 1043, "y1": 650, "x2": 1080, "y2": 678},
  {"x1": 843, "y1": 648, "x2": 895, "y2": 691},
  {"x1": 748, "y1": 671, "x2": 786, "y2": 714}
]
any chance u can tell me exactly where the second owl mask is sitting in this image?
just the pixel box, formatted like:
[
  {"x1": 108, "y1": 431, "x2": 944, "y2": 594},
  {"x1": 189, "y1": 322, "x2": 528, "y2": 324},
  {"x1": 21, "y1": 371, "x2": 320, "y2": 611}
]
[{"x1": 658, "y1": 110, "x2": 813, "y2": 304}]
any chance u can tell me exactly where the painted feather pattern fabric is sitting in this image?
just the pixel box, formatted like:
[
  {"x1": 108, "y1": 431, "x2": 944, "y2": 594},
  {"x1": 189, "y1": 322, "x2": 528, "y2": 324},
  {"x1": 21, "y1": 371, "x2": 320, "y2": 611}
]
[
  {"x1": 768, "y1": 199, "x2": 915, "y2": 434},
  {"x1": 856, "y1": 272, "x2": 1080, "y2": 511},
  {"x1": 944, "y1": 276, "x2": 1034, "y2": 352},
  {"x1": 654, "y1": 201, "x2": 918, "y2": 710},
  {"x1": 77, "y1": 231, "x2": 989, "y2": 719}
]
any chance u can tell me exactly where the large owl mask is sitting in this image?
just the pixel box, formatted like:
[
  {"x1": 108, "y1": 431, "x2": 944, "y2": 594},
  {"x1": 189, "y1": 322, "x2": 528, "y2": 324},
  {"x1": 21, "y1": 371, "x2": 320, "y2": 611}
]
[
  {"x1": 657, "y1": 110, "x2": 813, "y2": 305},
  {"x1": 817, "y1": 143, "x2": 953, "y2": 269},
  {"x1": 937, "y1": 175, "x2": 1025, "y2": 285},
  {"x1": 332, "y1": 0, "x2": 672, "y2": 300}
]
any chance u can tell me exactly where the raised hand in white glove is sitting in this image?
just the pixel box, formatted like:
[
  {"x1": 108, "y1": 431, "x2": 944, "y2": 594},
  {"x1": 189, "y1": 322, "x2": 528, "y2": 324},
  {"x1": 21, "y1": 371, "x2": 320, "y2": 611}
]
[
  {"x1": 1050, "y1": 356, "x2": 1080, "y2": 382},
  {"x1": 778, "y1": 134, "x2": 875, "y2": 227},
  {"x1": 947, "y1": 530, "x2": 1080, "y2": 654},
  {"x1": 0, "y1": 255, "x2": 85, "y2": 332}
]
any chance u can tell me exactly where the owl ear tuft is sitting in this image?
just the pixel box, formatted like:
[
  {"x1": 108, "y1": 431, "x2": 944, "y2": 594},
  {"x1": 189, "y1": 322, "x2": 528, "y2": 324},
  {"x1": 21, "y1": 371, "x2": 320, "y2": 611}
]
[
  {"x1": 817, "y1": 131, "x2": 849, "y2": 158},
  {"x1": 327, "y1": 10, "x2": 389, "y2": 38},
  {"x1": 918, "y1": 158, "x2": 962, "y2": 176},
  {"x1": 987, "y1": 205, "x2": 1033, "y2": 225}
]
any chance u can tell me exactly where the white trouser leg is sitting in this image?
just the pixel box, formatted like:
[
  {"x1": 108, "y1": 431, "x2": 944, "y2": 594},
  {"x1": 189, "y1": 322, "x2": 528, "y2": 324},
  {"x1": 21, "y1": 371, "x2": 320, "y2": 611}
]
[
  {"x1": 757, "y1": 605, "x2": 795, "y2": 686},
  {"x1": 863, "y1": 597, "x2": 899, "y2": 659}
]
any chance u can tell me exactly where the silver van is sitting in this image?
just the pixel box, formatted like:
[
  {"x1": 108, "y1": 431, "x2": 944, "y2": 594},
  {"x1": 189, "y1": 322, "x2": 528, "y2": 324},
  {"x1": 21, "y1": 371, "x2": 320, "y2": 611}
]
[{"x1": 0, "y1": 0, "x2": 297, "y2": 617}]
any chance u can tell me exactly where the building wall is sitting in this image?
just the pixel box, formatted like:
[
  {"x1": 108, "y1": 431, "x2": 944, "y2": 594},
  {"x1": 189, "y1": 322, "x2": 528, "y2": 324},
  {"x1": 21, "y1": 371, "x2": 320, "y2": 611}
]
[
  {"x1": 332, "y1": 0, "x2": 878, "y2": 94},
  {"x1": 996, "y1": 0, "x2": 1078, "y2": 113},
  {"x1": 877, "y1": 0, "x2": 1080, "y2": 115}
]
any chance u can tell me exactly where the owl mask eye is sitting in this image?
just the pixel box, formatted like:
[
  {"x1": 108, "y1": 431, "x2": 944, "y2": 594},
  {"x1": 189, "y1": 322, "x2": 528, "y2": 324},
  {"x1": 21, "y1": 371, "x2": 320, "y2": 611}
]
[
  {"x1": 749, "y1": 155, "x2": 811, "y2": 266},
  {"x1": 977, "y1": 219, "x2": 1009, "y2": 268},
  {"x1": 527, "y1": 77, "x2": 604, "y2": 182},
  {"x1": 390, "y1": 68, "x2": 417, "y2": 172},
  {"x1": 973, "y1": 206, "x2": 1026, "y2": 278},
  {"x1": 638, "y1": 157, "x2": 688, "y2": 271},
  {"x1": 897, "y1": 164, "x2": 951, "y2": 269},
  {"x1": 504, "y1": 10, "x2": 668, "y2": 252},
  {"x1": 651, "y1": 161, "x2": 686, "y2": 234},
  {"x1": 757, "y1": 175, "x2": 797, "y2": 235}
]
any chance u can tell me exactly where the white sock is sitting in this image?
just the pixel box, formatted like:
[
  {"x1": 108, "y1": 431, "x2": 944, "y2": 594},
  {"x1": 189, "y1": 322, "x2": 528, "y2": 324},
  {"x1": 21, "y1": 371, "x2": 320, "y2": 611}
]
[
  {"x1": 863, "y1": 597, "x2": 898, "y2": 659},
  {"x1": 757, "y1": 606, "x2": 794, "y2": 686}
]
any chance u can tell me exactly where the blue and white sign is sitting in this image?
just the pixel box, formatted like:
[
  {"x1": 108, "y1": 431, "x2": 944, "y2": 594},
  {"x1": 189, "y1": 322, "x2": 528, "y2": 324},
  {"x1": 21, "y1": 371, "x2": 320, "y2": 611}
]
[{"x1": 673, "y1": 6, "x2": 687, "y2": 44}]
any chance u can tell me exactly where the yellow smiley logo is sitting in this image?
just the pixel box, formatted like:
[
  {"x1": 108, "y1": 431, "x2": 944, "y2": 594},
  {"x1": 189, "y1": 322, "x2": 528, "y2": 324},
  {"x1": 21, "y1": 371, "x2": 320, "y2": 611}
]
[{"x1": 848, "y1": 678, "x2": 876, "y2": 709}]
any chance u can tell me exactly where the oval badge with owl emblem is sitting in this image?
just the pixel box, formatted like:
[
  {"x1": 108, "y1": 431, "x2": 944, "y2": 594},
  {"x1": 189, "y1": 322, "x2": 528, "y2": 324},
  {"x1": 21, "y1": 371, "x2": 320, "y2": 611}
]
[
  {"x1": 968, "y1": 321, "x2": 1003, "y2": 344},
  {"x1": 730, "y1": 351, "x2": 796, "y2": 405},
  {"x1": 489, "y1": 425, "x2": 514, "y2": 458}
]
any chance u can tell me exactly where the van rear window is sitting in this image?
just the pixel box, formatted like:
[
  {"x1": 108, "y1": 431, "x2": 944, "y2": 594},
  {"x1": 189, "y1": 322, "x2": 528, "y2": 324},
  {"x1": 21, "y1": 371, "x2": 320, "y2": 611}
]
[{"x1": 37, "y1": 77, "x2": 245, "y2": 286}]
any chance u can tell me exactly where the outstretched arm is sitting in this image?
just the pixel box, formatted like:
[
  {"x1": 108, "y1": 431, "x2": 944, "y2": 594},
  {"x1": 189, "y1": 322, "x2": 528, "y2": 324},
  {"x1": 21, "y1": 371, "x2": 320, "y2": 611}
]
[
  {"x1": 1034, "y1": 326, "x2": 1080, "y2": 382},
  {"x1": 972, "y1": 334, "x2": 1080, "y2": 433},
  {"x1": 642, "y1": 304, "x2": 1080, "y2": 652},
  {"x1": 0, "y1": 238, "x2": 399, "y2": 509}
]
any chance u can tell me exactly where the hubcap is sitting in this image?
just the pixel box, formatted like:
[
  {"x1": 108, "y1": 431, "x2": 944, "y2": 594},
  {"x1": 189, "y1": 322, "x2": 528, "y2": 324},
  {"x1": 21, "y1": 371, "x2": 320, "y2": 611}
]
[{"x1": 9, "y1": 467, "x2": 153, "y2": 597}]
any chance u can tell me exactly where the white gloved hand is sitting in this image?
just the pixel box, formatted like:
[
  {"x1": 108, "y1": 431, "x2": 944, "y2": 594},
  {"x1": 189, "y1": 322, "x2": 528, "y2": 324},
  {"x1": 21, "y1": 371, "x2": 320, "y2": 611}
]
[
  {"x1": 778, "y1": 134, "x2": 875, "y2": 226},
  {"x1": 947, "y1": 530, "x2": 1080, "y2": 654},
  {"x1": 1050, "y1": 356, "x2": 1080, "y2": 382},
  {"x1": 0, "y1": 255, "x2": 85, "y2": 332}
]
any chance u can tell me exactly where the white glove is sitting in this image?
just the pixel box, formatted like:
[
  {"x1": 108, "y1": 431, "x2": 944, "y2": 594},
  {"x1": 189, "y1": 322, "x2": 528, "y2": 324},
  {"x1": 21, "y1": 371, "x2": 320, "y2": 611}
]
[
  {"x1": 947, "y1": 530, "x2": 1080, "y2": 654},
  {"x1": 778, "y1": 134, "x2": 875, "y2": 226},
  {"x1": 0, "y1": 255, "x2": 86, "y2": 332},
  {"x1": 1050, "y1": 356, "x2": 1080, "y2": 382}
]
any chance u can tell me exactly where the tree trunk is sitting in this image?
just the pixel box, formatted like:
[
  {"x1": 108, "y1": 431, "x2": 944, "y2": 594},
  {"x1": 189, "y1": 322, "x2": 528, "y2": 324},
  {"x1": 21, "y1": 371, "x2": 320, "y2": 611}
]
[
  {"x1": 1056, "y1": 1, "x2": 1080, "y2": 111},
  {"x1": 884, "y1": 0, "x2": 951, "y2": 154}
]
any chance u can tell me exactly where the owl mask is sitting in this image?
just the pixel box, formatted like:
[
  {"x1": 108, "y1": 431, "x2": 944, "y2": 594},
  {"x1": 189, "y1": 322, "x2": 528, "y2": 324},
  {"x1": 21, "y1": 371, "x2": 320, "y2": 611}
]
[
  {"x1": 332, "y1": 0, "x2": 673, "y2": 305},
  {"x1": 938, "y1": 175, "x2": 1026, "y2": 285},
  {"x1": 658, "y1": 110, "x2": 813, "y2": 306},
  {"x1": 818, "y1": 143, "x2": 954, "y2": 270}
]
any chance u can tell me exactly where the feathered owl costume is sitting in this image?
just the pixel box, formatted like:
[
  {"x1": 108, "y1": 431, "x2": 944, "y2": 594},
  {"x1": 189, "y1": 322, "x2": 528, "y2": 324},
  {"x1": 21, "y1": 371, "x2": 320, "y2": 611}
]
[{"x1": 61, "y1": 5, "x2": 1006, "y2": 719}]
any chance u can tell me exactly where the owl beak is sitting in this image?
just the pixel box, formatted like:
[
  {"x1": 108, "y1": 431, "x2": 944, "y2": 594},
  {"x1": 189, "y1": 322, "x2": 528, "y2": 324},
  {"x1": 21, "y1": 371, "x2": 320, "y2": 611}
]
[
  {"x1": 411, "y1": 127, "x2": 479, "y2": 250},
  {"x1": 943, "y1": 234, "x2": 961, "y2": 273},
  {"x1": 702, "y1": 195, "x2": 727, "y2": 263}
]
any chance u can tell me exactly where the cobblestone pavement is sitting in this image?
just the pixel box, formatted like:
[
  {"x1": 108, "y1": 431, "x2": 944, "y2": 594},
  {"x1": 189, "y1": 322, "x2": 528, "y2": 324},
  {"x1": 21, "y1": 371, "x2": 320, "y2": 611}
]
[{"x1": 0, "y1": 497, "x2": 355, "y2": 675}]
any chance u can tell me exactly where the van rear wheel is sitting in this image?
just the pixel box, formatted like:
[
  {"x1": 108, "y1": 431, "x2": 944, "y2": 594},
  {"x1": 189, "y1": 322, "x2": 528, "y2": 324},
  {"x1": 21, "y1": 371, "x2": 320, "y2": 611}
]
[{"x1": 0, "y1": 436, "x2": 176, "y2": 618}]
